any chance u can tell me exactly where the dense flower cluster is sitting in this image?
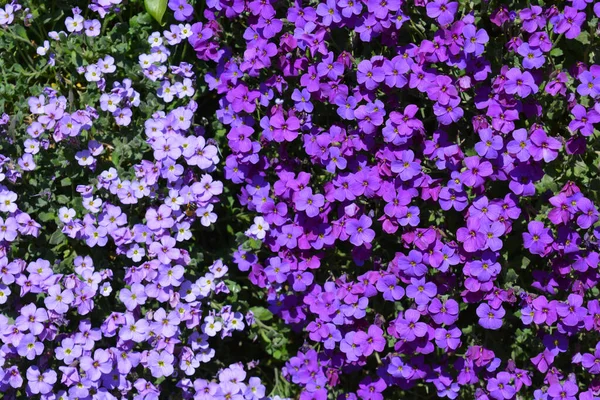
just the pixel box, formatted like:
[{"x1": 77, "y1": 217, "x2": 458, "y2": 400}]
[
  {"x1": 0, "y1": 1, "x2": 285, "y2": 399},
  {"x1": 3, "y1": 0, "x2": 600, "y2": 399},
  {"x1": 184, "y1": 0, "x2": 600, "y2": 399}
]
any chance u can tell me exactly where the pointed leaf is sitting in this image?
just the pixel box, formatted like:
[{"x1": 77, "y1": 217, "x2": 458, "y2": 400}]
[{"x1": 144, "y1": 0, "x2": 168, "y2": 24}]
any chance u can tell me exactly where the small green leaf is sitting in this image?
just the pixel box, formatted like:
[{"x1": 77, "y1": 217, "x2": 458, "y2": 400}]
[
  {"x1": 550, "y1": 48, "x2": 563, "y2": 57},
  {"x1": 144, "y1": 0, "x2": 167, "y2": 24},
  {"x1": 38, "y1": 212, "x2": 55, "y2": 222},
  {"x1": 56, "y1": 195, "x2": 70, "y2": 205},
  {"x1": 250, "y1": 306, "x2": 273, "y2": 322},
  {"x1": 49, "y1": 230, "x2": 65, "y2": 245},
  {"x1": 14, "y1": 25, "x2": 30, "y2": 41}
]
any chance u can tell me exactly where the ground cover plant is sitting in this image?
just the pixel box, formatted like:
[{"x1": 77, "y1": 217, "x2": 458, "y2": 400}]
[{"x1": 1, "y1": 0, "x2": 600, "y2": 399}]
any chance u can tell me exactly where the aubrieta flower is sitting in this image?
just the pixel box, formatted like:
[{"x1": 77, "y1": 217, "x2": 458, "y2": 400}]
[{"x1": 5, "y1": 1, "x2": 600, "y2": 400}]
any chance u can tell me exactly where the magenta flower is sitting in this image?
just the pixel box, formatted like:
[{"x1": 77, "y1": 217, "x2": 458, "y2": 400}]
[
  {"x1": 461, "y1": 156, "x2": 493, "y2": 187},
  {"x1": 486, "y1": 371, "x2": 516, "y2": 400},
  {"x1": 270, "y1": 113, "x2": 300, "y2": 142},
  {"x1": 457, "y1": 218, "x2": 487, "y2": 253},
  {"x1": 395, "y1": 309, "x2": 428, "y2": 341},
  {"x1": 354, "y1": 325, "x2": 385, "y2": 356},
  {"x1": 556, "y1": 294, "x2": 586, "y2": 327}
]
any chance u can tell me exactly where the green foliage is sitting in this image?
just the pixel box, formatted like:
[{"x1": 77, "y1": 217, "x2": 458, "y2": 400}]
[{"x1": 144, "y1": 0, "x2": 168, "y2": 24}]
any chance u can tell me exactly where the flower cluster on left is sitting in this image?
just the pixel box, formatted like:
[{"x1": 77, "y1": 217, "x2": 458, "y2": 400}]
[{"x1": 0, "y1": 1, "x2": 285, "y2": 399}]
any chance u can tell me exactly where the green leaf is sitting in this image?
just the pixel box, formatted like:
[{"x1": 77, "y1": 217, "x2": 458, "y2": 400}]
[
  {"x1": 550, "y1": 48, "x2": 563, "y2": 57},
  {"x1": 14, "y1": 25, "x2": 29, "y2": 41},
  {"x1": 38, "y1": 212, "x2": 55, "y2": 222},
  {"x1": 250, "y1": 306, "x2": 273, "y2": 322},
  {"x1": 56, "y1": 195, "x2": 70, "y2": 205},
  {"x1": 49, "y1": 230, "x2": 65, "y2": 245},
  {"x1": 144, "y1": 0, "x2": 167, "y2": 24}
]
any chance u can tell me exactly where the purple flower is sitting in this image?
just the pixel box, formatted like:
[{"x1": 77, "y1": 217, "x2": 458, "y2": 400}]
[
  {"x1": 577, "y1": 71, "x2": 600, "y2": 97},
  {"x1": 457, "y1": 218, "x2": 487, "y2": 253},
  {"x1": 346, "y1": 215, "x2": 375, "y2": 246},
  {"x1": 529, "y1": 129, "x2": 562, "y2": 162},
  {"x1": 555, "y1": 6, "x2": 585, "y2": 39},
  {"x1": 356, "y1": 60, "x2": 385, "y2": 90},
  {"x1": 169, "y1": 0, "x2": 193, "y2": 21},
  {"x1": 0, "y1": 216, "x2": 18, "y2": 241},
  {"x1": 265, "y1": 257, "x2": 291, "y2": 284},
  {"x1": 147, "y1": 350, "x2": 175, "y2": 378},
  {"x1": 426, "y1": 0, "x2": 458, "y2": 25},
  {"x1": 517, "y1": 43, "x2": 545, "y2": 69},
  {"x1": 475, "y1": 129, "x2": 503, "y2": 159},
  {"x1": 547, "y1": 381, "x2": 578, "y2": 400},
  {"x1": 463, "y1": 25, "x2": 489, "y2": 55},
  {"x1": 406, "y1": 277, "x2": 437, "y2": 305},
  {"x1": 316, "y1": 0, "x2": 341, "y2": 26},
  {"x1": 15, "y1": 303, "x2": 48, "y2": 335},
  {"x1": 387, "y1": 356, "x2": 413, "y2": 378},
  {"x1": 17, "y1": 334, "x2": 43, "y2": 360},
  {"x1": 340, "y1": 331, "x2": 362, "y2": 361},
  {"x1": 577, "y1": 197, "x2": 599, "y2": 228},
  {"x1": 295, "y1": 187, "x2": 325, "y2": 218},
  {"x1": 26, "y1": 366, "x2": 56, "y2": 395},
  {"x1": 271, "y1": 113, "x2": 300, "y2": 142},
  {"x1": 376, "y1": 274, "x2": 405, "y2": 301},
  {"x1": 469, "y1": 257, "x2": 501, "y2": 282},
  {"x1": 433, "y1": 97, "x2": 464, "y2": 125},
  {"x1": 582, "y1": 342, "x2": 600, "y2": 374},
  {"x1": 569, "y1": 104, "x2": 600, "y2": 136},
  {"x1": 391, "y1": 150, "x2": 421, "y2": 181},
  {"x1": 354, "y1": 325, "x2": 385, "y2": 356},
  {"x1": 461, "y1": 156, "x2": 493, "y2": 187},
  {"x1": 291, "y1": 88, "x2": 314, "y2": 113},
  {"x1": 439, "y1": 187, "x2": 468, "y2": 211},
  {"x1": 504, "y1": 68, "x2": 538, "y2": 97},
  {"x1": 119, "y1": 283, "x2": 148, "y2": 311},
  {"x1": 429, "y1": 298, "x2": 460, "y2": 325},
  {"x1": 395, "y1": 309, "x2": 428, "y2": 341},
  {"x1": 476, "y1": 303, "x2": 505, "y2": 330},
  {"x1": 506, "y1": 128, "x2": 531, "y2": 161},
  {"x1": 486, "y1": 371, "x2": 516, "y2": 400},
  {"x1": 556, "y1": 294, "x2": 586, "y2": 327},
  {"x1": 434, "y1": 326, "x2": 461, "y2": 351},
  {"x1": 80, "y1": 348, "x2": 112, "y2": 381},
  {"x1": 523, "y1": 221, "x2": 553, "y2": 255}
]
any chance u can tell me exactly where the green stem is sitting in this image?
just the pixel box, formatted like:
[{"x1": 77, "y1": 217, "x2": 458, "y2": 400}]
[{"x1": 552, "y1": 32, "x2": 564, "y2": 48}]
